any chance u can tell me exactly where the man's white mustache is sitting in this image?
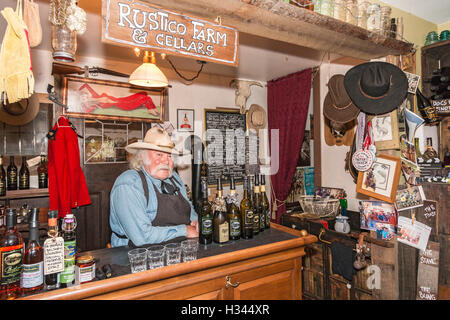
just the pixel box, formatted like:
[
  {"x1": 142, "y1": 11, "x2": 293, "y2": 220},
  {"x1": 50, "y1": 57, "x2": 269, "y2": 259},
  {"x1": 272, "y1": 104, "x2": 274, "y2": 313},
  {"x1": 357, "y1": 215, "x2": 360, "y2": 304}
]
[{"x1": 151, "y1": 164, "x2": 173, "y2": 175}]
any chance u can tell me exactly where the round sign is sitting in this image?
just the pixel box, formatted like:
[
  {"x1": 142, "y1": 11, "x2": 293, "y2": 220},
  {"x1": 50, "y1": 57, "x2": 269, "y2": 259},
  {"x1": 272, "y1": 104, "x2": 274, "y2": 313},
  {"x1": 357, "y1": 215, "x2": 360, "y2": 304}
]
[{"x1": 352, "y1": 149, "x2": 374, "y2": 172}]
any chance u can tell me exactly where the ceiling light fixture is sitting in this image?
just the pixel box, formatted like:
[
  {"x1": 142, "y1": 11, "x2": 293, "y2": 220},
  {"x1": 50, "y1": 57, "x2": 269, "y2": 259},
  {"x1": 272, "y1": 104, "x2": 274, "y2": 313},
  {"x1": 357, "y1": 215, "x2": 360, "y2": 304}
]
[{"x1": 129, "y1": 51, "x2": 168, "y2": 87}]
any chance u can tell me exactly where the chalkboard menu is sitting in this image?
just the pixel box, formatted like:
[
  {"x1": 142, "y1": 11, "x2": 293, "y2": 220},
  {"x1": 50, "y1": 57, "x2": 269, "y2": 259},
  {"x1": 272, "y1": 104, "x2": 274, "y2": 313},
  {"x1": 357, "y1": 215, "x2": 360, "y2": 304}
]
[{"x1": 204, "y1": 109, "x2": 248, "y2": 185}]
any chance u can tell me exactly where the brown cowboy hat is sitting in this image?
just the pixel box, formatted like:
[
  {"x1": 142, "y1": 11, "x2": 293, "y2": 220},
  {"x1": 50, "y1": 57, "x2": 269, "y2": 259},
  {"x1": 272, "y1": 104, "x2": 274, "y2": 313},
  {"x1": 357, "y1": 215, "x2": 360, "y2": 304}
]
[
  {"x1": 247, "y1": 104, "x2": 267, "y2": 131},
  {"x1": 0, "y1": 94, "x2": 39, "y2": 126},
  {"x1": 323, "y1": 74, "x2": 360, "y2": 123},
  {"x1": 125, "y1": 126, "x2": 182, "y2": 155}
]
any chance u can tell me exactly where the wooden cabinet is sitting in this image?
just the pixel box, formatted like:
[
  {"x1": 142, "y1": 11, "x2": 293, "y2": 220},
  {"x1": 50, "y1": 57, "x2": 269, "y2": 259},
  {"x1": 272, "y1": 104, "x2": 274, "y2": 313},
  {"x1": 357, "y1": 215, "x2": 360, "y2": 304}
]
[{"x1": 20, "y1": 224, "x2": 316, "y2": 300}]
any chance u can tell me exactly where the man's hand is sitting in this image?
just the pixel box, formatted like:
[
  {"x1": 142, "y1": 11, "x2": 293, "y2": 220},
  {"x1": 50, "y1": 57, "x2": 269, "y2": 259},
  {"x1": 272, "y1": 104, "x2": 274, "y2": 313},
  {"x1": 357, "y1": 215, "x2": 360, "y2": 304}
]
[
  {"x1": 190, "y1": 220, "x2": 199, "y2": 233},
  {"x1": 186, "y1": 224, "x2": 199, "y2": 238}
]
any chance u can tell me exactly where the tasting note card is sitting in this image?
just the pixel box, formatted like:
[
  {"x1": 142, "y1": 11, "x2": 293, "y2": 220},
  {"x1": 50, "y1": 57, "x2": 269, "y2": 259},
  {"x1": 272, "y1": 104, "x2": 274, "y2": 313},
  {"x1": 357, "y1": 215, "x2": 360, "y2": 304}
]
[{"x1": 43, "y1": 237, "x2": 65, "y2": 275}]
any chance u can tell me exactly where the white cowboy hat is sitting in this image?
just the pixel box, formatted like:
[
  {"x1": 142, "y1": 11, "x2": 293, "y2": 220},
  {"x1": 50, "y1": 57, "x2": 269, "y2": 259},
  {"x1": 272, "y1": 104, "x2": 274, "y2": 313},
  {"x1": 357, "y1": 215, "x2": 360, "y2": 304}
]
[
  {"x1": 246, "y1": 104, "x2": 267, "y2": 131},
  {"x1": 125, "y1": 127, "x2": 182, "y2": 155}
]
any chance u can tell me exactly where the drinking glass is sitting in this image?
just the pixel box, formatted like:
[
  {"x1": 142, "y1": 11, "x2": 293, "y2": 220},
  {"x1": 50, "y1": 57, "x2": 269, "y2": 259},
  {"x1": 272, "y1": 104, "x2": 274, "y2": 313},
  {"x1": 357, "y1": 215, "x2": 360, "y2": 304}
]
[
  {"x1": 128, "y1": 248, "x2": 148, "y2": 273},
  {"x1": 181, "y1": 239, "x2": 199, "y2": 262},
  {"x1": 165, "y1": 243, "x2": 182, "y2": 265},
  {"x1": 147, "y1": 245, "x2": 165, "y2": 270}
]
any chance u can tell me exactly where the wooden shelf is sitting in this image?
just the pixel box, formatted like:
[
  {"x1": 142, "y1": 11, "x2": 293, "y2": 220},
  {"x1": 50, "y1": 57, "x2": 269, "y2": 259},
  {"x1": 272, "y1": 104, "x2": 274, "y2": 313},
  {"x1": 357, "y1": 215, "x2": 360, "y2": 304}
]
[
  {"x1": 143, "y1": 0, "x2": 414, "y2": 60},
  {"x1": 0, "y1": 188, "x2": 49, "y2": 200}
]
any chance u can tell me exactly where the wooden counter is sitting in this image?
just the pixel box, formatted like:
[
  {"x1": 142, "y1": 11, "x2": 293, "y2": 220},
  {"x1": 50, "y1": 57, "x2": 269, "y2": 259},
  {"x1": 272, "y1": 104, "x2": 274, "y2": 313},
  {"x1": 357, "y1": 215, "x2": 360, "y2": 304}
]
[{"x1": 19, "y1": 223, "x2": 317, "y2": 300}]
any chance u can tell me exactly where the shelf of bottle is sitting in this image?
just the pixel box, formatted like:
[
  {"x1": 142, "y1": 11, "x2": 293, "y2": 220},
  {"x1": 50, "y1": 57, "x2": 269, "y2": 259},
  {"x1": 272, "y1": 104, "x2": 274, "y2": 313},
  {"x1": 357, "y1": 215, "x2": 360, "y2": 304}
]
[{"x1": 0, "y1": 188, "x2": 49, "y2": 200}]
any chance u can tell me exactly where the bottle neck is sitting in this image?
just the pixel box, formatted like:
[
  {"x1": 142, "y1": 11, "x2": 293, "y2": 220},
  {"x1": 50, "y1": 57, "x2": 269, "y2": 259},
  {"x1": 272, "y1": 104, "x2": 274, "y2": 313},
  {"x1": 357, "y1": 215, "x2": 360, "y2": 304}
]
[{"x1": 29, "y1": 227, "x2": 39, "y2": 243}]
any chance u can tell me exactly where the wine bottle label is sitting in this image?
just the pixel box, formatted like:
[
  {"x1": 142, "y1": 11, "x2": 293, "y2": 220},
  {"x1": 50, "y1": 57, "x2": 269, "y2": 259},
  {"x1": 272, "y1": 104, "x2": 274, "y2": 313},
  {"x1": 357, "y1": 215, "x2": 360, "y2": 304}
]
[
  {"x1": 259, "y1": 212, "x2": 265, "y2": 229},
  {"x1": 266, "y1": 209, "x2": 271, "y2": 225},
  {"x1": 19, "y1": 174, "x2": 29, "y2": 188},
  {"x1": 254, "y1": 186, "x2": 260, "y2": 193},
  {"x1": 38, "y1": 173, "x2": 48, "y2": 187},
  {"x1": 8, "y1": 171, "x2": 16, "y2": 183},
  {"x1": 244, "y1": 210, "x2": 254, "y2": 226},
  {"x1": 230, "y1": 217, "x2": 241, "y2": 237},
  {"x1": 253, "y1": 214, "x2": 260, "y2": 229},
  {"x1": 43, "y1": 237, "x2": 64, "y2": 275},
  {"x1": 21, "y1": 261, "x2": 44, "y2": 288},
  {"x1": 201, "y1": 216, "x2": 213, "y2": 235},
  {"x1": 261, "y1": 186, "x2": 266, "y2": 192},
  {"x1": 60, "y1": 240, "x2": 76, "y2": 283},
  {"x1": 0, "y1": 180, "x2": 5, "y2": 195},
  {"x1": 0, "y1": 244, "x2": 24, "y2": 285},
  {"x1": 218, "y1": 222, "x2": 229, "y2": 243}
]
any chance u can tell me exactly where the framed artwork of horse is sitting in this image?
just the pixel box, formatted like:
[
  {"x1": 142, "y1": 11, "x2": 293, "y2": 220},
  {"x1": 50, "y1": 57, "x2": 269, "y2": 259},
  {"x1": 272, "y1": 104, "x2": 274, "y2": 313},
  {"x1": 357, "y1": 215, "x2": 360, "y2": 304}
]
[{"x1": 62, "y1": 76, "x2": 167, "y2": 123}]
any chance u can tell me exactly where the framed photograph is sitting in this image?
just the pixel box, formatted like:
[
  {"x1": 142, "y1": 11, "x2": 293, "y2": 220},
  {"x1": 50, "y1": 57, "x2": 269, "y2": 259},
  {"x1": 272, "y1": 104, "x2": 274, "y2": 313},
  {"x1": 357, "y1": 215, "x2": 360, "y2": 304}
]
[
  {"x1": 401, "y1": 159, "x2": 421, "y2": 185},
  {"x1": 371, "y1": 110, "x2": 400, "y2": 150},
  {"x1": 62, "y1": 76, "x2": 166, "y2": 123},
  {"x1": 356, "y1": 154, "x2": 401, "y2": 203},
  {"x1": 359, "y1": 200, "x2": 398, "y2": 231},
  {"x1": 177, "y1": 109, "x2": 194, "y2": 132}
]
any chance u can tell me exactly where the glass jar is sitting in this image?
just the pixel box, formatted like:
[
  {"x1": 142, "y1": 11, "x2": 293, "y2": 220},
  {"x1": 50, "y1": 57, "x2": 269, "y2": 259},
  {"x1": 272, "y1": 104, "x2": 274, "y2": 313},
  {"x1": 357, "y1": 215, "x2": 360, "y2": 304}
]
[
  {"x1": 321, "y1": 0, "x2": 334, "y2": 17},
  {"x1": 345, "y1": 0, "x2": 358, "y2": 25},
  {"x1": 357, "y1": 1, "x2": 369, "y2": 29},
  {"x1": 380, "y1": 6, "x2": 392, "y2": 37},
  {"x1": 51, "y1": 25, "x2": 77, "y2": 62},
  {"x1": 333, "y1": 0, "x2": 346, "y2": 21},
  {"x1": 75, "y1": 255, "x2": 95, "y2": 284},
  {"x1": 366, "y1": 3, "x2": 381, "y2": 33}
]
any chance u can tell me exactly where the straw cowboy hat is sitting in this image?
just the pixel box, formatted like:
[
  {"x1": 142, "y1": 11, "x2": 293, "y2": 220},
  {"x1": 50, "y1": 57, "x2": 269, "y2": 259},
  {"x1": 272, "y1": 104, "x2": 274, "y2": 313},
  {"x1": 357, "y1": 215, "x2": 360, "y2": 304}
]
[
  {"x1": 323, "y1": 74, "x2": 360, "y2": 123},
  {"x1": 344, "y1": 61, "x2": 408, "y2": 115},
  {"x1": 125, "y1": 127, "x2": 181, "y2": 155},
  {"x1": 246, "y1": 104, "x2": 267, "y2": 131},
  {"x1": 0, "y1": 94, "x2": 39, "y2": 126}
]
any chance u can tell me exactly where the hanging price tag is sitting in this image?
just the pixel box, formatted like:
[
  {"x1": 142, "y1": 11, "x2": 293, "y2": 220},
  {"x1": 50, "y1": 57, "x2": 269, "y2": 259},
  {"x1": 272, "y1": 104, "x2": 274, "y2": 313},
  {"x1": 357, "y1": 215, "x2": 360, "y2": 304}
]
[{"x1": 43, "y1": 237, "x2": 64, "y2": 275}]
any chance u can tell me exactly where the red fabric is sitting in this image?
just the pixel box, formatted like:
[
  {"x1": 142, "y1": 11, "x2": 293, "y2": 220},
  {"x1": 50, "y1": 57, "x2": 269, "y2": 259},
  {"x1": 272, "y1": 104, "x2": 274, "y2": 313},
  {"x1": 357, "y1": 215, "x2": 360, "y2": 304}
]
[
  {"x1": 48, "y1": 117, "x2": 91, "y2": 218},
  {"x1": 268, "y1": 69, "x2": 312, "y2": 223}
]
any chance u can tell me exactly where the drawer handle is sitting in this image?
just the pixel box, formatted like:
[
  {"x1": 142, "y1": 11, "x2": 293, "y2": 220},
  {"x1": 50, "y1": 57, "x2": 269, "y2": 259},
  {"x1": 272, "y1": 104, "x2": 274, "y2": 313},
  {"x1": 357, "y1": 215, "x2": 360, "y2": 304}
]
[{"x1": 225, "y1": 275, "x2": 240, "y2": 288}]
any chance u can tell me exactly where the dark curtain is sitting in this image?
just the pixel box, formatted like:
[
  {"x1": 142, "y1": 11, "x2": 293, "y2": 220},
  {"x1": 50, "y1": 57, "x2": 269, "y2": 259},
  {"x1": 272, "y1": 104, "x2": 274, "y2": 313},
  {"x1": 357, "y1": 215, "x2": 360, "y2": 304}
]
[{"x1": 268, "y1": 68, "x2": 312, "y2": 223}]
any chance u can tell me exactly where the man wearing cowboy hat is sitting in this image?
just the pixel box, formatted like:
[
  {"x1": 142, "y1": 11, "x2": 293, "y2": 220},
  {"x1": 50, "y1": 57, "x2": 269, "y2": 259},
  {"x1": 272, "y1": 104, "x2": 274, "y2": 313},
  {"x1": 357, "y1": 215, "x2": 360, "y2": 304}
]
[{"x1": 109, "y1": 127, "x2": 198, "y2": 247}]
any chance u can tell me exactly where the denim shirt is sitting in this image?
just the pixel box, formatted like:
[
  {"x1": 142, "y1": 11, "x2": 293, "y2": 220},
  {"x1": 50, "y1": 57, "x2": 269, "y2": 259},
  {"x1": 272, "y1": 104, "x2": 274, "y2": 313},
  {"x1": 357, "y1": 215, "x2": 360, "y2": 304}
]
[{"x1": 109, "y1": 167, "x2": 198, "y2": 247}]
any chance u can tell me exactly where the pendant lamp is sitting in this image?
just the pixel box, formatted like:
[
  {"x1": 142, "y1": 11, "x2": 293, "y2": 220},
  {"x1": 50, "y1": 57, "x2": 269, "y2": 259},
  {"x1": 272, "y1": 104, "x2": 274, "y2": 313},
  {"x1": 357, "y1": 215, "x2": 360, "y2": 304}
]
[{"x1": 129, "y1": 51, "x2": 168, "y2": 87}]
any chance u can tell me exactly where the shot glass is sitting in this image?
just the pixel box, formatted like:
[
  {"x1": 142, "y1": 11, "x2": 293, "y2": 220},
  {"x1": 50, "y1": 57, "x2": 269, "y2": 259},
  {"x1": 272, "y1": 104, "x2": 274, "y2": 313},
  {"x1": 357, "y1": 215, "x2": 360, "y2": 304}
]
[
  {"x1": 128, "y1": 248, "x2": 148, "y2": 273},
  {"x1": 147, "y1": 245, "x2": 165, "y2": 270},
  {"x1": 181, "y1": 239, "x2": 199, "y2": 262},
  {"x1": 164, "y1": 243, "x2": 182, "y2": 265}
]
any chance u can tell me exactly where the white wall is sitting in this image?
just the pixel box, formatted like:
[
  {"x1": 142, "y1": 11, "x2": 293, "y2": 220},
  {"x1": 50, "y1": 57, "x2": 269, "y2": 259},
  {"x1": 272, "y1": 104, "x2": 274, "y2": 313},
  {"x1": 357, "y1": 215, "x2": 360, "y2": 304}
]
[{"x1": 30, "y1": 48, "x2": 269, "y2": 203}]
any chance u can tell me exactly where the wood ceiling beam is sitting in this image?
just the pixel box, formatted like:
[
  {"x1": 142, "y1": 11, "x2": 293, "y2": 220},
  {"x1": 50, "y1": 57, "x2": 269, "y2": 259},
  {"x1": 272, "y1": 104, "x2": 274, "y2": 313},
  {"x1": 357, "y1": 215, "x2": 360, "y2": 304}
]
[{"x1": 142, "y1": 0, "x2": 414, "y2": 60}]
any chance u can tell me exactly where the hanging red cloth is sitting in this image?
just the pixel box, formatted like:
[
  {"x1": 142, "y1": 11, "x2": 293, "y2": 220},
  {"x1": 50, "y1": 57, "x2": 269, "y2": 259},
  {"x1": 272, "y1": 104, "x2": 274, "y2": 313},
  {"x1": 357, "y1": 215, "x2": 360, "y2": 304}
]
[
  {"x1": 48, "y1": 116, "x2": 91, "y2": 218},
  {"x1": 268, "y1": 68, "x2": 312, "y2": 223}
]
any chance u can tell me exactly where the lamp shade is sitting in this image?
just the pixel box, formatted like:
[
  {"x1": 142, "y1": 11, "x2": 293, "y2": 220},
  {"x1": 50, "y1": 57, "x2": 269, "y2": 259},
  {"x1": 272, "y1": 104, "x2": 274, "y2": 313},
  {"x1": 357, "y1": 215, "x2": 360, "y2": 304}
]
[{"x1": 129, "y1": 62, "x2": 168, "y2": 87}]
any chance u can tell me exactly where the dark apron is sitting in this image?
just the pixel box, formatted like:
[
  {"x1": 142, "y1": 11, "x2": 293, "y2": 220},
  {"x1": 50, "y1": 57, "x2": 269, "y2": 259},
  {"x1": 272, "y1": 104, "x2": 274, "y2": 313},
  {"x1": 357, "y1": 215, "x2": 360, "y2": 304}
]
[{"x1": 113, "y1": 170, "x2": 191, "y2": 247}]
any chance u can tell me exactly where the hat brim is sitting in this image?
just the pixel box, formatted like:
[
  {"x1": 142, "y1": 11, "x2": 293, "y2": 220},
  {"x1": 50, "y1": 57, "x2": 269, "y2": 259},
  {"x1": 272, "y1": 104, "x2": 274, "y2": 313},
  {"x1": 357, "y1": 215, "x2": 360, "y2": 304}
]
[
  {"x1": 125, "y1": 142, "x2": 182, "y2": 155},
  {"x1": 323, "y1": 92, "x2": 360, "y2": 123},
  {"x1": 344, "y1": 62, "x2": 408, "y2": 115},
  {"x1": 247, "y1": 104, "x2": 267, "y2": 130},
  {"x1": 0, "y1": 94, "x2": 40, "y2": 126}
]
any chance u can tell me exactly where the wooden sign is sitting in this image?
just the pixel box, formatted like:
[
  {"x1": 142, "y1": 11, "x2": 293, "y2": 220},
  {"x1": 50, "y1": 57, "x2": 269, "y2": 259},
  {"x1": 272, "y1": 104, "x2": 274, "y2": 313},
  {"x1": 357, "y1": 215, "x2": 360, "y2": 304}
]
[
  {"x1": 431, "y1": 98, "x2": 450, "y2": 116},
  {"x1": 416, "y1": 200, "x2": 439, "y2": 238},
  {"x1": 416, "y1": 241, "x2": 440, "y2": 300},
  {"x1": 102, "y1": 0, "x2": 239, "y2": 66}
]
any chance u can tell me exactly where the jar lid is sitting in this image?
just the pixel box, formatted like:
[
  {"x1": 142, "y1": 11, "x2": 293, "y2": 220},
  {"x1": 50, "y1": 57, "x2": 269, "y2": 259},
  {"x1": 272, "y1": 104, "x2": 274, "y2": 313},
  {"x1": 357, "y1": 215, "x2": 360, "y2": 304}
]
[{"x1": 77, "y1": 255, "x2": 93, "y2": 264}]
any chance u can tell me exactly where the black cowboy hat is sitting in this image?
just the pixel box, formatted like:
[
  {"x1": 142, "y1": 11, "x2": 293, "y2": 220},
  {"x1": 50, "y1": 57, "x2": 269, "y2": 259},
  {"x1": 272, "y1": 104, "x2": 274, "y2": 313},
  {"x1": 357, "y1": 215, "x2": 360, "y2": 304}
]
[{"x1": 344, "y1": 62, "x2": 408, "y2": 115}]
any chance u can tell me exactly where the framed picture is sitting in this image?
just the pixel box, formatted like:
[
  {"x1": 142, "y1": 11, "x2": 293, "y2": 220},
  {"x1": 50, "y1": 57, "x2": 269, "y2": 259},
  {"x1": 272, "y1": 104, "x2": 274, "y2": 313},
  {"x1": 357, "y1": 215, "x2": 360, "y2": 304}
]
[
  {"x1": 297, "y1": 130, "x2": 311, "y2": 166},
  {"x1": 356, "y1": 154, "x2": 401, "y2": 203},
  {"x1": 358, "y1": 200, "x2": 398, "y2": 232},
  {"x1": 371, "y1": 110, "x2": 400, "y2": 150},
  {"x1": 177, "y1": 109, "x2": 194, "y2": 132},
  {"x1": 400, "y1": 137, "x2": 417, "y2": 165},
  {"x1": 62, "y1": 76, "x2": 166, "y2": 123}
]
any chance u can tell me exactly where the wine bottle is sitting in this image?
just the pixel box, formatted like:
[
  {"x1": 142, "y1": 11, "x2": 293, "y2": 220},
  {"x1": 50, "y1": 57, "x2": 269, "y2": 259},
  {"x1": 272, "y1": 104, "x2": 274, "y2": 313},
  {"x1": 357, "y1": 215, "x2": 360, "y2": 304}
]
[
  {"x1": 60, "y1": 214, "x2": 76, "y2": 288},
  {"x1": 21, "y1": 208, "x2": 44, "y2": 295},
  {"x1": 19, "y1": 156, "x2": 29, "y2": 190},
  {"x1": 0, "y1": 209, "x2": 24, "y2": 300},
  {"x1": 7, "y1": 156, "x2": 17, "y2": 191},
  {"x1": 227, "y1": 176, "x2": 241, "y2": 241},
  {"x1": 254, "y1": 174, "x2": 264, "y2": 232},
  {"x1": 416, "y1": 88, "x2": 439, "y2": 124},
  {"x1": 0, "y1": 157, "x2": 6, "y2": 196},
  {"x1": 45, "y1": 210, "x2": 60, "y2": 290},
  {"x1": 248, "y1": 175, "x2": 259, "y2": 236},
  {"x1": 212, "y1": 177, "x2": 229, "y2": 244},
  {"x1": 260, "y1": 174, "x2": 270, "y2": 229},
  {"x1": 37, "y1": 155, "x2": 48, "y2": 189},
  {"x1": 198, "y1": 179, "x2": 213, "y2": 245},
  {"x1": 240, "y1": 176, "x2": 254, "y2": 239}
]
